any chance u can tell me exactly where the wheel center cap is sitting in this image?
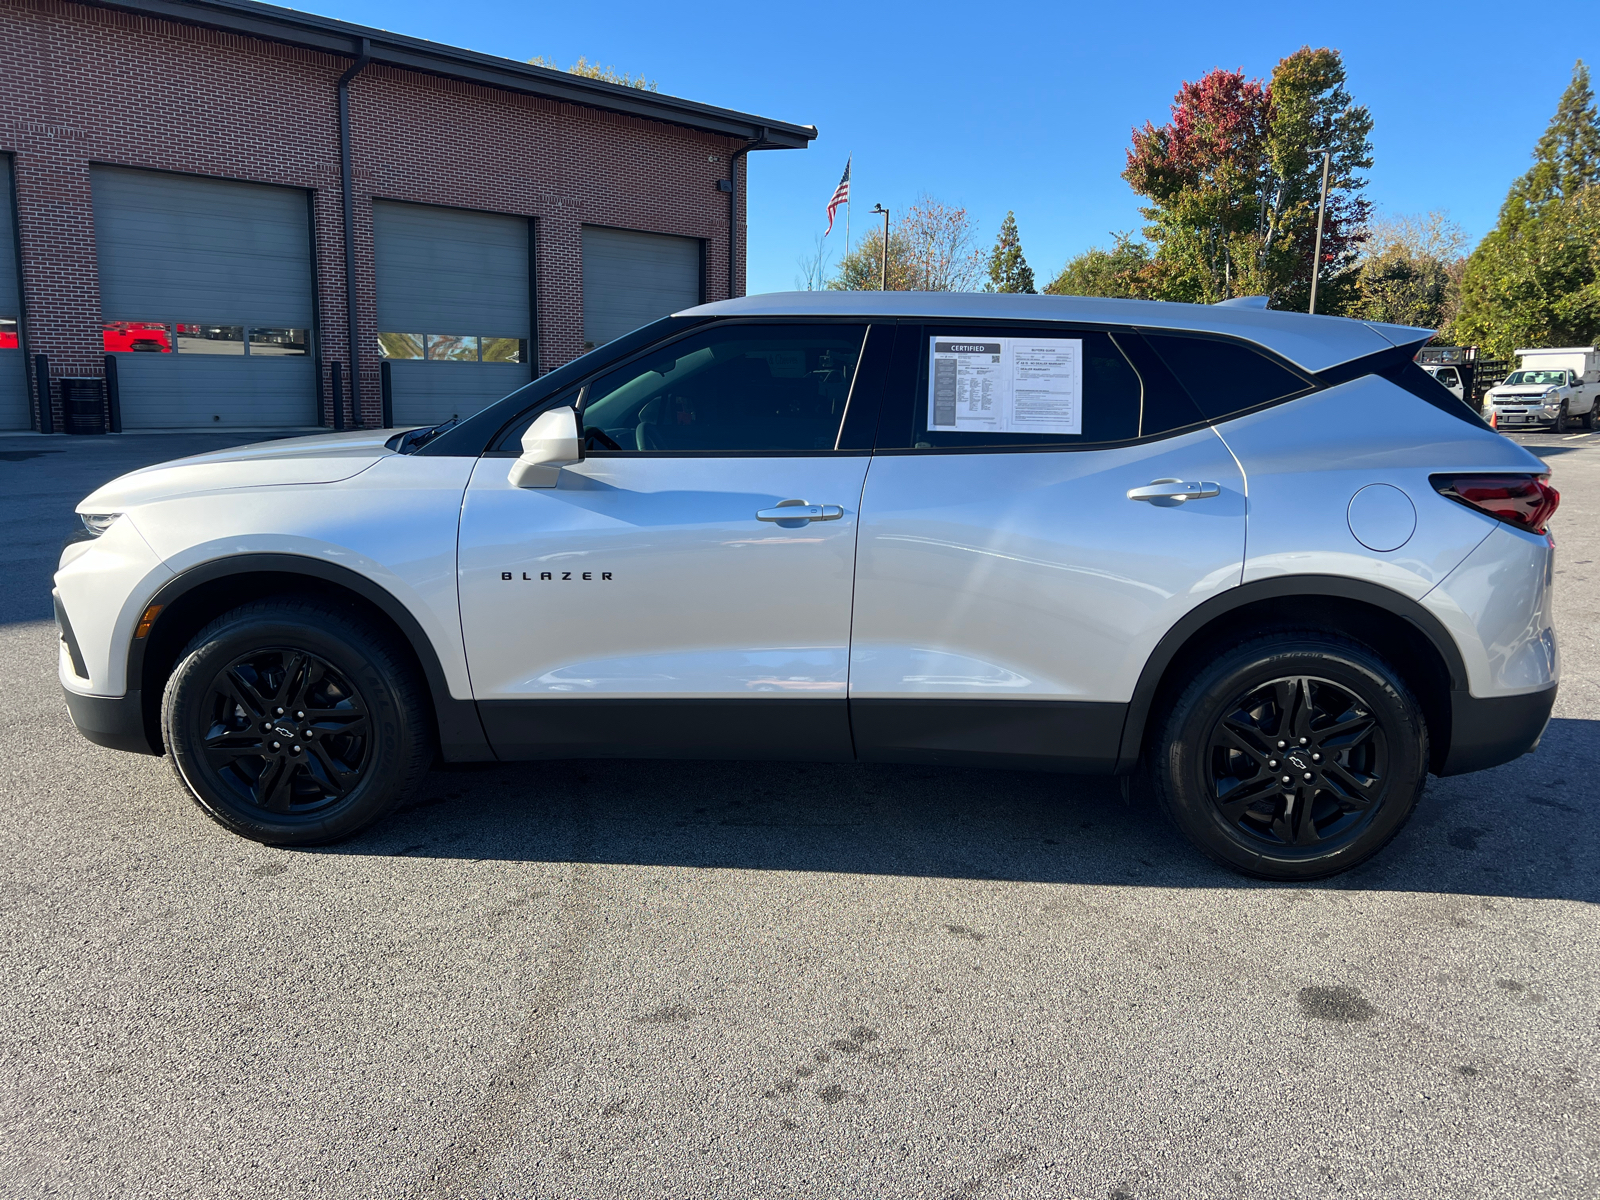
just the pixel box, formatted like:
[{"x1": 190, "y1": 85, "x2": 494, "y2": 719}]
[
  {"x1": 1287, "y1": 752, "x2": 1311, "y2": 772},
  {"x1": 273, "y1": 724, "x2": 296, "y2": 739}
]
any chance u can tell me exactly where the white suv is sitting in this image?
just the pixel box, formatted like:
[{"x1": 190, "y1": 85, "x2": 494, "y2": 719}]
[{"x1": 56, "y1": 294, "x2": 1561, "y2": 880}]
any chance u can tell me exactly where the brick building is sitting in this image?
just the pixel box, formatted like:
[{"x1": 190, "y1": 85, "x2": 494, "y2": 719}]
[{"x1": 0, "y1": 0, "x2": 814, "y2": 432}]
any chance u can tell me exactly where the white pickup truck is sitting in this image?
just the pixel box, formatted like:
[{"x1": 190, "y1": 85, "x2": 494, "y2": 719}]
[{"x1": 1483, "y1": 346, "x2": 1598, "y2": 432}]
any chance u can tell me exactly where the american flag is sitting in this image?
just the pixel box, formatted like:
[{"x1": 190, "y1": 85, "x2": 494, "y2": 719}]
[{"x1": 824, "y1": 158, "x2": 851, "y2": 235}]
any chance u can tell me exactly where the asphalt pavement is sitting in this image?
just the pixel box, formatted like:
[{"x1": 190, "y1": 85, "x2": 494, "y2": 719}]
[{"x1": 1, "y1": 426, "x2": 1597, "y2": 1199}]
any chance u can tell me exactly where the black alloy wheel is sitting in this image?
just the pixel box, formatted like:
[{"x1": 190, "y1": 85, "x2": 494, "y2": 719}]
[
  {"x1": 1205, "y1": 675, "x2": 1386, "y2": 853},
  {"x1": 1151, "y1": 632, "x2": 1428, "y2": 880},
  {"x1": 163, "y1": 598, "x2": 431, "y2": 845},
  {"x1": 198, "y1": 648, "x2": 372, "y2": 817}
]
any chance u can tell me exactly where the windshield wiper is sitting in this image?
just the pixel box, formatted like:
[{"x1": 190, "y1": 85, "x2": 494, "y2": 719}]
[{"x1": 389, "y1": 417, "x2": 458, "y2": 454}]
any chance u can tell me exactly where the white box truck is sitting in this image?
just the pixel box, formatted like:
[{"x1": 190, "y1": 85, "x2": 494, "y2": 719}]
[{"x1": 1483, "y1": 346, "x2": 1599, "y2": 431}]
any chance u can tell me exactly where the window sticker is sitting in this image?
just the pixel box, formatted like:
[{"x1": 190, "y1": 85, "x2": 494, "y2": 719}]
[{"x1": 928, "y1": 337, "x2": 1083, "y2": 435}]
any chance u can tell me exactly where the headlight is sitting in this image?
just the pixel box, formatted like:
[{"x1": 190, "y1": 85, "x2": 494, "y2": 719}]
[
  {"x1": 1542, "y1": 387, "x2": 1560, "y2": 398},
  {"x1": 79, "y1": 513, "x2": 121, "y2": 537}
]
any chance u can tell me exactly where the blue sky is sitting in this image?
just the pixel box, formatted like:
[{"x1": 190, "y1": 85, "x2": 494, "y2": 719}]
[{"x1": 310, "y1": 0, "x2": 1597, "y2": 294}]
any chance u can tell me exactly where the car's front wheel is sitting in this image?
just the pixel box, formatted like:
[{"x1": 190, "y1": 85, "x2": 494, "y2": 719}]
[
  {"x1": 1553, "y1": 402, "x2": 1569, "y2": 433},
  {"x1": 162, "y1": 598, "x2": 431, "y2": 845},
  {"x1": 1151, "y1": 632, "x2": 1428, "y2": 881}
]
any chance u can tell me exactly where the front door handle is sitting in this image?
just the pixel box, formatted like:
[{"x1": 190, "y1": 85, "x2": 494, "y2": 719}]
[
  {"x1": 1126, "y1": 479, "x2": 1221, "y2": 503},
  {"x1": 756, "y1": 499, "x2": 843, "y2": 523}
]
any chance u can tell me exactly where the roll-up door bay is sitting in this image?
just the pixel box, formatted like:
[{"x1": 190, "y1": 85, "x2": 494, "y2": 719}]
[
  {"x1": 373, "y1": 201, "x2": 531, "y2": 427},
  {"x1": 92, "y1": 167, "x2": 315, "y2": 430},
  {"x1": 0, "y1": 156, "x2": 27, "y2": 431},
  {"x1": 581, "y1": 226, "x2": 700, "y2": 351}
]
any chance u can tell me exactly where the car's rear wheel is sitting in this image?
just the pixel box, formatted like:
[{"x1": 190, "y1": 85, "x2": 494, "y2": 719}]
[
  {"x1": 162, "y1": 598, "x2": 431, "y2": 845},
  {"x1": 1584, "y1": 403, "x2": 1597, "y2": 431},
  {"x1": 1151, "y1": 632, "x2": 1427, "y2": 881}
]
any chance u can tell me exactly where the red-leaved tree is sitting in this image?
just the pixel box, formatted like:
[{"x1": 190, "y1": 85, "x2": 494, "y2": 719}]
[{"x1": 1123, "y1": 48, "x2": 1373, "y2": 311}]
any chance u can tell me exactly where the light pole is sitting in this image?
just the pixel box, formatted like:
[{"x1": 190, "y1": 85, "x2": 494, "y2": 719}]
[
  {"x1": 1308, "y1": 149, "x2": 1331, "y2": 315},
  {"x1": 870, "y1": 204, "x2": 889, "y2": 291}
]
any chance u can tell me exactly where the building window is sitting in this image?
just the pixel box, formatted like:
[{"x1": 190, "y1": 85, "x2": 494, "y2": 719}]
[
  {"x1": 377, "y1": 333, "x2": 424, "y2": 360},
  {"x1": 426, "y1": 334, "x2": 479, "y2": 362},
  {"x1": 176, "y1": 324, "x2": 245, "y2": 355},
  {"x1": 102, "y1": 321, "x2": 172, "y2": 353},
  {"x1": 378, "y1": 333, "x2": 524, "y2": 363},
  {"x1": 481, "y1": 337, "x2": 524, "y2": 364},
  {"x1": 104, "y1": 322, "x2": 308, "y2": 356},
  {"x1": 247, "y1": 327, "x2": 309, "y2": 356}
]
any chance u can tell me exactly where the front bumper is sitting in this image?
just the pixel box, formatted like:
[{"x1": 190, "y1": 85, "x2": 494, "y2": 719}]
[
  {"x1": 1490, "y1": 412, "x2": 1559, "y2": 426},
  {"x1": 1438, "y1": 683, "x2": 1556, "y2": 776},
  {"x1": 62, "y1": 686, "x2": 159, "y2": 755}
]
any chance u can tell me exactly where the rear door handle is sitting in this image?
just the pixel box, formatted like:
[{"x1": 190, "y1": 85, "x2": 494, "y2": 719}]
[
  {"x1": 1126, "y1": 479, "x2": 1221, "y2": 503},
  {"x1": 756, "y1": 500, "x2": 843, "y2": 522}
]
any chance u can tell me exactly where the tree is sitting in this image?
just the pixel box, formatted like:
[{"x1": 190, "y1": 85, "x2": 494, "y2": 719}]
[
  {"x1": 1451, "y1": 61, "x2": 1600, "y2": 357},
  {"x1": 794, "y1": 234, "x2": 834, "y2": 291},
  {"x1": 1355, "y1": 212, "x2": 1468, "y2": 330},
  {"x1": 1043, "y1": 234, "x2": 1151, "y2": 298},
  {"x1": 527, "y1": 55, "x2": 657, "y2": 91},
  {"x1": 830, "y1": 196, "x2": 984, "y2": 291},
  {"x1": 1123, "y1": 47, "x2": 1373, "y2": 311},
  {"x1": 985, "y1": 211, "x2": 1036, "y2": 293}
]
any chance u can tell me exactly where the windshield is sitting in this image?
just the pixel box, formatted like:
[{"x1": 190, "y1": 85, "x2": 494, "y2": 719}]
[{"x1": 1504, "y1": 370, "x2": 1566, "y2": 386}]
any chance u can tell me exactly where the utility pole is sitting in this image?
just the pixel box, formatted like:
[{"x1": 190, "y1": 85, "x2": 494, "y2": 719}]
[
  {"x1": 871, "y1": 204, "x2": 889, "y2": 291},
  {"x1": 1308, "y1": 149, "x2": 1331, "y2": 315}
]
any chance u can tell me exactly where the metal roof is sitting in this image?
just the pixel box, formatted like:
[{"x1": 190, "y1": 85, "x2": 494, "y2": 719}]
[
  {"x1": 88, "y1": 0, "x2": 817, "y2": 147},
  {"x1": 680, "y1": 292, "x2": 1432, "y2": 373}
]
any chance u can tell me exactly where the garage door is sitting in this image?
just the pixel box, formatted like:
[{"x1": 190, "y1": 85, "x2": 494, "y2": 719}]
[
  {"x1": 582, "y1": 226, "x2": 700, "y2": 352},
  {"x1": 0, "y1": 155, "x2": 28, "y2": 431},
  {"x1": 92, "y1": 167, "x2": 316, "y2": 430},
  {"x1": 374, "y1": 201, "x2": 530, "y2": 427}
]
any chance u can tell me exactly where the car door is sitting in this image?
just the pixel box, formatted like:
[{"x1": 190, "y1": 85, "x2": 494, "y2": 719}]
[
  {"x1": 849, "y1": 323, "x2": 1257, "y2": 771},
  {"x1": 457, "y1": 320, "x2": 888, "y2": 761}
]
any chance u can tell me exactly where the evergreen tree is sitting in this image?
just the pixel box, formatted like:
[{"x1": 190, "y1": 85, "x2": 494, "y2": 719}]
[
  {"x1": 985, "y1": 211, "x2": 1036, "y2": 293},
  {"x1": 1451, "y1": 61, "x2": 1600, "y2": 357}
]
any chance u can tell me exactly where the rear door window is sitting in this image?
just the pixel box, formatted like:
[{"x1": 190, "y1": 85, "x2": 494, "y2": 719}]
[{"x1": 890, "y1": 326, "x2": 1204, "y2": 450}]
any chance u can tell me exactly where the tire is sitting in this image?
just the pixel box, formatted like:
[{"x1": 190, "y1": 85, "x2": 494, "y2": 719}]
[
  {"x1": 1553, "y1": 402, "x2": 1568, "y2": 433},
  {"x1": 1583, "y1": 403, "x2": 1596, "y2": 431},
  {"x1": 161, "y1": 598, "x2": 431, "y2": 845},
  {"x1": 1150, "y1": 632, "x2": 1428, "y2": 881}
]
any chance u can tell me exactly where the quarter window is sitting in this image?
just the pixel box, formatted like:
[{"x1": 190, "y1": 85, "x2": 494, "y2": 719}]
[
  {"x1": 1142, "y1": 333, "x2": 1311, "y2": 421},
  {"x1": 580, "y1": 324, "x2": 866, "y2": 453}
]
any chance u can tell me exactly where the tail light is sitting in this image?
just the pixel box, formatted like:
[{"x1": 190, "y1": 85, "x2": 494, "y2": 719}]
[{"x1": 1432, "y1": 474, "x2": 1560, "y2": 533}]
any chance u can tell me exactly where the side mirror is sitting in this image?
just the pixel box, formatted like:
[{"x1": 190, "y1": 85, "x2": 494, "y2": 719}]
[{"x1": 508, "y1": 406, "x2": 582, "y2": 488}]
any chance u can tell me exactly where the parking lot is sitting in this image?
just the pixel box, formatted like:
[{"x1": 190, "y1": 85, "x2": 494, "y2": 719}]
[{"x1": 1, "y1": 427, "x2": 1597, "y2": 1199}]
